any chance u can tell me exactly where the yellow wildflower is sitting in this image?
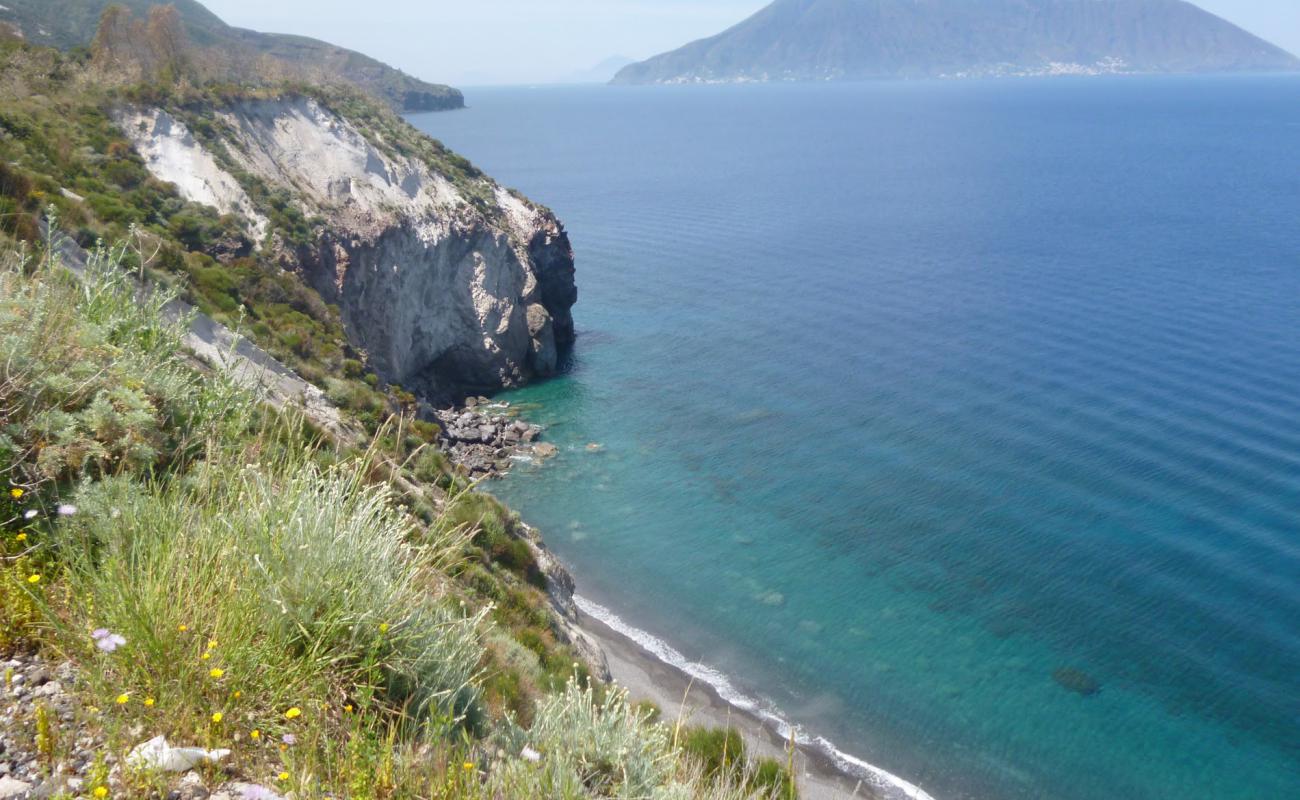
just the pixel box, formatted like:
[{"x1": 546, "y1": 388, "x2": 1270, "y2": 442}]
[
  {"x1": 178, "y1": 624, "x2": 189, "y2": 633},
  {"x1": 144, "y1": 697, "x2": 155, "y2": 707},
  {"x1": 14, "y1": 533, "x2": 26, "y2": 543},
  {"x1": 284, "y1": 707, "x2": 301, "y2": 720},
  {"x1": 94, "y1": 788, "x2": 108, "y2": 799},
  {"x1": 115, "y1": 693, "x2": 129, "y2": 705},
  {"x1": 463, "y1": 762, "x2": 475, "y2": 772},
  {"x1": 250, "y1": 729, "x2": 261, "y2": 740},
  {"x1": 344, "y1": 704, "x2": 353, "y2": 713},
  {"x1": 378, "y1": 622, "x2": 389, "y2": 635},
  {"x1": 211, "y1": 712, "x2": 223, "y2": 724},
  {"x1": 209, "y1": 668, "x2": 225, "y2": 679},
  {"x1": 233, "y1": 690, "x2": 242, "y2": 699},
  {"x1": 278, "y1": 772, "x2": 290, "y2": 782},
  {"x1": 207, "y1": 639, "x2": 218, "y2": 650},
  {"x1": 201, "y1": 652, "x2": 211, "y2": 661},
  {"x1": 27, "y1": 574, "x2": 40, "y2": 584},
  {"x1": 10, "y1": 488, "x2": 23, "y2": 499}
]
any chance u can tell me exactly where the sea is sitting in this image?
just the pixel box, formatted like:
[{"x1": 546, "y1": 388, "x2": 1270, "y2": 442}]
[{"x1": 409, "y1": 75, "x2": 1300, "y2": 800}]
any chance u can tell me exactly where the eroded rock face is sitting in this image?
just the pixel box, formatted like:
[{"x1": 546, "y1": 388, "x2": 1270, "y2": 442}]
[{"x1": 116, "y1": 97, "x2": 576, "y2": 401}]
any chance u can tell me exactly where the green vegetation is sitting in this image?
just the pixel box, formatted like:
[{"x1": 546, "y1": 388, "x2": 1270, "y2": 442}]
[
  {"x1": 0, "y1": 228, "x2": 797, "y2": 797},
  {"x1": 0, "y1": 37, "x2": 422, "y2": 440},
  {"x1": 681, "y1": 728, "x2": 797, "y2": 799},
  {"x1": 0, "y1": 0, "x2": 464, "y2": 113}
]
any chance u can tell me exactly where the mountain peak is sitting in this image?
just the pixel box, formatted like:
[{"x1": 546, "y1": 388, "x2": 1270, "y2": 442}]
[{"x1": 613, "y1": 0, "x2": 1300, "y2": 84}]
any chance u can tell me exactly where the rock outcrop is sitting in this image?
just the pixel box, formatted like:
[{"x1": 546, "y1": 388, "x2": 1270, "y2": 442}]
[{"x1": 115, "y1": 97, "x2": 576, "y2": 402}]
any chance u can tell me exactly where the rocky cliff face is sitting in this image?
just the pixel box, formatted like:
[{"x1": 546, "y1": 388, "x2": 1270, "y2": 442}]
[{"x1": 115, "y1": 96, "x2": 575, "y2": 402}]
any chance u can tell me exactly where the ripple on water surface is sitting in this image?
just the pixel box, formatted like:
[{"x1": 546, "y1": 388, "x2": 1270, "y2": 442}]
[{"x1": 412, "y1": 77, "x2": 1300, "y2": 800}]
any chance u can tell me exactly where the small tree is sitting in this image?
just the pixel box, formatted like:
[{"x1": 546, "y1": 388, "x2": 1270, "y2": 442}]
[
  {"x1": 144, "y1": 5, "x2": 189, "y2": 83},
  {"x1": 90, "y1": 3, "x2": 192, "y2": 85},
  {"x1": 90, "y1": 4, "x2": 136, "y2": 71}
]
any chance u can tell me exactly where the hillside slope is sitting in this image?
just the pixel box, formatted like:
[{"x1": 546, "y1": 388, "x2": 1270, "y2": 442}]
[
  {"x1": 0, "y1": 0, "x2": 464, "y2": 111},
  {"x1": 613, "y1": 0, "x2": 1300, "y2": 84}
]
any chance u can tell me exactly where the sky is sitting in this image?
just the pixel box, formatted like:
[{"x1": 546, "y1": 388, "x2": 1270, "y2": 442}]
[{"x1": 199, "y1": 0, "x2": 1300, "y2": 86}]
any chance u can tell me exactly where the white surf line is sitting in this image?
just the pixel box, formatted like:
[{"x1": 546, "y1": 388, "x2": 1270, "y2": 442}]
[{"x1": 575, "y1": 595, "x2": 938, "y2": 800}]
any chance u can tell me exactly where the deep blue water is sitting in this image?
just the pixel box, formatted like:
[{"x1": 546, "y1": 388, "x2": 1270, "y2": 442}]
[{"x1": 410, "y1": 77, "x2": 1300, "y2": 800}]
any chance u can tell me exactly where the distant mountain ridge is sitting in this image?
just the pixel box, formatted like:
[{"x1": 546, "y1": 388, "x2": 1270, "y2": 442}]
[
  {"x1": 613, "y1": 0, "x2": 1300, "y2": 85},
  {"x1": 564, "y1": 55, "x2": 637, "y2": 84},
  {"x1": 0, "y1": 0, "x2": 464, "y2": 112}
]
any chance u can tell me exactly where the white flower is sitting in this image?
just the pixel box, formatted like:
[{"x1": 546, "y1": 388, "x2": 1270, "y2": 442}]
[
  {"x1": 92, "y1": 628, "x2": 127, "y2": 653},
  {"x1": 23, "y1": 510, "x2": 37, "y2": 520},
  {"x1": 521, "y1": 746, "x2": 541, "y2": 763},
  {"x1": 56, "y1": 504, "x2": 77, "y2": 516}
]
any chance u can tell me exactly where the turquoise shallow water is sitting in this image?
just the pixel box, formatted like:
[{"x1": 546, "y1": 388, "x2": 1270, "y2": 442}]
[{"x1": 410, "y1": 77, "x2": 1300, "y2": 800}]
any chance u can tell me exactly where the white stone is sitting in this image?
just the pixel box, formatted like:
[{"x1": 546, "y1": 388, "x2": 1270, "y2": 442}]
[{"x1": 127, "y1": 736, "x2": 230, "y2": 772}]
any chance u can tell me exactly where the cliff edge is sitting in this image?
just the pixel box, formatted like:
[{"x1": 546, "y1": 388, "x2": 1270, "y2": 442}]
[{"x1": 115, "y1": 95, "x2": 576, "y2": 402}]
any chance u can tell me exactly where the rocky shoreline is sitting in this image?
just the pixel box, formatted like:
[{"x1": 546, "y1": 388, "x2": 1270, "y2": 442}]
[{"x1": 434, "y1": 397, "x2": 557, "y2": 480}]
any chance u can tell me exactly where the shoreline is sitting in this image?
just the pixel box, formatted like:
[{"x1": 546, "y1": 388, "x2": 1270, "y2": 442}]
[
  {"x1": 571, "y1": 596, "x2": 938, "y2": 800},
  {"x1": 486, "y1": 424, "x2": 936, "y2": 800}
]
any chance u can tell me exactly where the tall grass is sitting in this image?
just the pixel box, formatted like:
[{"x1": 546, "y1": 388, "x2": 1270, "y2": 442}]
[{"x1": 54, "y1": 437, "x2": 486, "y2": 742}]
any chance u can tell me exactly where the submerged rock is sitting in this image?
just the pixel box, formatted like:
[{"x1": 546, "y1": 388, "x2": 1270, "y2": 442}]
[{"x1": 1052, "y1": 667, "x2": 1101, "y2": 697}]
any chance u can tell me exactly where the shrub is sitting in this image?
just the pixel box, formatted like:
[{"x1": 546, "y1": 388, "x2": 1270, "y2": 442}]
[
  {"x1": 492, "y1": 679, "x2": 675, "y2": 797},
  {"x1": 0, "y1": 231, "x2": 249, "y2": 486},
  {"x1": 681, "y1": 727, "x2": 796, "y2": 799},
  {"x1": 682, "y1": 727, "x2": 746, "y2": 779},
  {"x1": 55, "y1": 442, "x2": 485, "y2": 743}
]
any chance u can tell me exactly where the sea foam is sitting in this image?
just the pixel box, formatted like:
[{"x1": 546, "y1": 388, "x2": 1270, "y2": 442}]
[{"x1": 575, "y1": 595, "x2": 937, "y2": 800}]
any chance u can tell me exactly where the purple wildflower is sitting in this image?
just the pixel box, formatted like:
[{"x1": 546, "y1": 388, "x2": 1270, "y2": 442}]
[
  {"x1": 281, "y1": 733, "x2": 297, "y2": 746},
  {"x1": 240, "y1": 786, "x2": 284, "y2": 800},
  {"x1": 92, "y1": 628, "x2": 126, "y2": 653},
  {"x1": 56, "y1": 504, "x2": 77, "y2": 516}
]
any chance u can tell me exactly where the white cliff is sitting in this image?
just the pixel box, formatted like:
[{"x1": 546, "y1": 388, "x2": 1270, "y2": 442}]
[{"x1": 115, "y1": 96, "x2": 576, "y2": 401}]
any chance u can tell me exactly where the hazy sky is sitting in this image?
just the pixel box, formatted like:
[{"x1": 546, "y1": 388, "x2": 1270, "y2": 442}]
[{"x1": 200, "y1": 0, "x2": 1300, "y2": 86}]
